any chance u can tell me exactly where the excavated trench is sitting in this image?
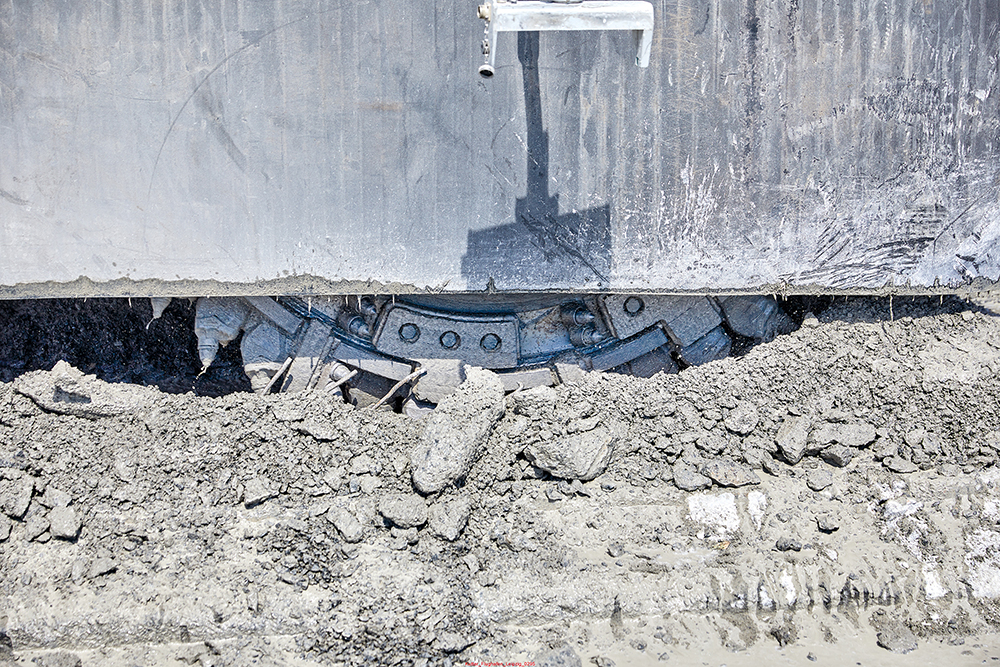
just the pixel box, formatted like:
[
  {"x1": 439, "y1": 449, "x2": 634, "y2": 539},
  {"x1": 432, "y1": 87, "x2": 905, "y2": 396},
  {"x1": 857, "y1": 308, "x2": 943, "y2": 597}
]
[
  {"x1": 0, "y1": 295, "x2": 845, "y2": 400},
  {"x1": 1, "y1": 295, "x2": 1000, "y2": 666}
]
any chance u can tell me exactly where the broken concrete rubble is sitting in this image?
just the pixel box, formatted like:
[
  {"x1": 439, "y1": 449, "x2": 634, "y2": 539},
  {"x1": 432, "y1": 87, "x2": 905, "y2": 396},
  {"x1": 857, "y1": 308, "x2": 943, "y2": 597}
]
[
  {"x1": 25, "y1": 513, "x2": 49, "y2": 541},
  {"x1": 699, "y1": 458, "x2": 760, "y2": 487},
  {"x1": 723, "y1": 402, "x2": 759, "y2": 435},
  {"x1": 1, "y1": 298, "x2": 999, "y2": 665},
  {"x1": 872, "y1": 610, "x2": 919, "y2": 654},
  {"x1": 524, "y1": 423, "x2": 619, "y2": 481},
  {"x1": 242, "y1": 477, "x2": 277, "y2": 508},
  {"x1": 810, "y1": 420, "x2": 877, "y2": 448},
  {"x1": 535, "y1": 643, "x2": 582, "y2": 667},
  {"x1": 775, "y1": 416, "x2": 810, "y2": 465},
  {"x1": 427, "y1": 496, "x2": 471, "y2": 541},
  {"x1": 410, "y1": 367, "x2": 505, "y2": 494},
  {"x1": 816, "y1": 513, "x2": 840, "y2": 533},
  {"x1": 13, "y1": 360, "x2": 159, "y2": 418},
  {"x1": 48, "y1": 507, "x2": 81, "y2": 540},
  {"x1": 885, "y1": 456, "x2": 920, "y2": 474},
  {"x1": 672, "y1": 461, "x2": 712, "y2": 491},
  {"x1": 328, "y1": 508, "x2": 364, "y2": 543},
  {"x1": 0, "y1": 478, "x2": 32, "y2": 519},
  {"x1": 806, "y1": 469, "x2": 833, "y2": 491},
  {"x1": 378, "y1": 494, "x2": 428, "y2": 529},
  {"x1": 38, "y1": 486, "x2": 71, "y2": 509},
  {"x1": 820, "y1": 444, "x2": 854, "y2": 467}
]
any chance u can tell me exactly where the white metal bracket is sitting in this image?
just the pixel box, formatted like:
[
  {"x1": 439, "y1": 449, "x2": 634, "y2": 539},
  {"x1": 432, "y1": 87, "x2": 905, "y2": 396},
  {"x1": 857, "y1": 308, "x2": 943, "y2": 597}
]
[{"x1": 477, "y1": 0, "x2": 654, "y2": 77}]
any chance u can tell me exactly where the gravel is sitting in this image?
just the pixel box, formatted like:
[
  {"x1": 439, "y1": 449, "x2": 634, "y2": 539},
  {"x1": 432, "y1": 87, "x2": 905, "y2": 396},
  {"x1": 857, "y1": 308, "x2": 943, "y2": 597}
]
[{"x1": 1, "y1": 295, "x2": 1000, "y2": 665}]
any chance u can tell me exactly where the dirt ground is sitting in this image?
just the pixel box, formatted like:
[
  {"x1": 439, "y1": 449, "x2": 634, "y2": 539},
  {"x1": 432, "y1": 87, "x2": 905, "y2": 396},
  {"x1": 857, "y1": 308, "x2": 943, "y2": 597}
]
[{"x1": 2, "y1": 296, "x2": 1000, "y2": 666}]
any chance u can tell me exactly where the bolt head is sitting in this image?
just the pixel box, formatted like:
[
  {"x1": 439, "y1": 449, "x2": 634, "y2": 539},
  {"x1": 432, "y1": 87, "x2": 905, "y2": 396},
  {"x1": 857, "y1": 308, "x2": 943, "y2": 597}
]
[
  {"x1": 480, "y1": 333, "x2": 501, "y2": 352},
  {"x1": 399, "y1": 323, "x2": 420, "y2": 343},
  {"x1": 440, "y1": 331, "x2": 461, "y2": 350},
  {"x1": 624, "y1": 296, "x2": 645, "y2": 316}
]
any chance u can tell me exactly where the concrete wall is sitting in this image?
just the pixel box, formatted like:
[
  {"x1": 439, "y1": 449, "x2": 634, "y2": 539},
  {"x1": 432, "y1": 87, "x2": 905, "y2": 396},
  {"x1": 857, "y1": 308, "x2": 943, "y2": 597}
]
[{"x1": 1, "y1": 0, "x2": 997, "y2": 295}]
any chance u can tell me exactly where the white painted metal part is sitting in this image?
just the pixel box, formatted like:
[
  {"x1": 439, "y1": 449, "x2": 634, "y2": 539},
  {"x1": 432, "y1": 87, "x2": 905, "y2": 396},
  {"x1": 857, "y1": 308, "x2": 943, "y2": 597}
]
[{"x1": 482, "y1": 0, "x2": 654, "y2": 70}]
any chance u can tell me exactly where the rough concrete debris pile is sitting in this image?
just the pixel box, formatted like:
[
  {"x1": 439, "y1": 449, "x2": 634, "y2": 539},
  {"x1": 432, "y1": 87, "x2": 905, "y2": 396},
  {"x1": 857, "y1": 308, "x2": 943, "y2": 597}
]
[
  {"x1": 510, "y1": 386, "x2": 621, "y2": 482},
  {"x1": 0, "y1": 474, "x2": 81, "y2": 542},
  {"x1": 0, "y1": 301, "x2": 999, "y2": 664},
  {"x1": 13, "y1": 360, "x2": 159, "y2": 418}
]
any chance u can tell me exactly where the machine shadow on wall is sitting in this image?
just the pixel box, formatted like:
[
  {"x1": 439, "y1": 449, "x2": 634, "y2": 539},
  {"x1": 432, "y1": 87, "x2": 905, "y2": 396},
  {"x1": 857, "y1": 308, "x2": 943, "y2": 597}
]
[{"x1": 460, "y1": 32, "x2": 612, "y2": 290}]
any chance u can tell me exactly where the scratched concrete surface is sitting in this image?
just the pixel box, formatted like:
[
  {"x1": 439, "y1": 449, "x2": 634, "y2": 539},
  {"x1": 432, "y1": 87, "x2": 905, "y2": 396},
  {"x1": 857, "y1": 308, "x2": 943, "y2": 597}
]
[{"x1": 0, "y1": 0, "x2": 998, "y2": 296}]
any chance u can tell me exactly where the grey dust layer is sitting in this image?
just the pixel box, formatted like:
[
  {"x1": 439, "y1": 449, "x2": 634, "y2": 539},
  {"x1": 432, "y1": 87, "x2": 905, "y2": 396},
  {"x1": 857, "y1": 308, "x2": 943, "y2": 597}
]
[{"x1": 2, "y1": 299, "x2": 1000, "y2": 667}]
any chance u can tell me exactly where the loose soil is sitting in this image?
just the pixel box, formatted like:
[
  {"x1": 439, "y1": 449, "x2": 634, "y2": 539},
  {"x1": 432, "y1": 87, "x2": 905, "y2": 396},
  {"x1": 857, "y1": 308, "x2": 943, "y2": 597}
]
[{"x1": 1, "y1": 296, "x2": 1000, "y2": 666}]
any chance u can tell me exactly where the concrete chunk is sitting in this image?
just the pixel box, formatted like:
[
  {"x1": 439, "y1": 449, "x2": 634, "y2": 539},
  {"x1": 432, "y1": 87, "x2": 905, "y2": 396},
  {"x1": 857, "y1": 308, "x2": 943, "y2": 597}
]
[
  {"x1": 700, "y1": 459, "x2": 760, "y2": 487},
  {"x1": 48, "y1": 506, "x2": 81, "y2": 540},
  {"x1": 328, "y1": 509, "x2": 364, "y2": 543},
  {"x1": 411, "y1": 367, "x2": 505, "y2": 494},
  {"x1": 885, "y1": 457, "x2": 919, "y2": 474},
  {"x1": 26, "y1": 513, "x2": 50, "y2": 540},
  {"x1": 39, "y1": 486, "x2": 72, "y2": 509},
  {"x1": 811, "y1": 421, "x2": 877, "y2": 448},
  {"x1": 1, "y1": 478, "x2": 33, "y2": 519},
  {"x1": 428, "y1": 496, "x2": 472, "y2": 541},
  {"x1": 244, "y1": 477, "x2": 278, "y2": 508},
  {"x1": 775, "y1": 417, "x2": 810, "y2": 465},
  {"x1": 672, "y1": 461, "x2": 712, "y2": 491},
  {"x1": 807, "y1": 469, "x2": 833, "y2": 491},
  {"x1": 876, "y1": 625, "x2": 918, "y2": 654},
  {"x1": 14, "y1": 361, "x2": 159, "y2": 418},
  {"x1": 378, "y1": 494, "x2": 429, "y2": 529},
  {"x1": 724, "y1": 403, "x2": 760, "y2": 436},
  {"x1": 821, "y1": 444, "x2": 854, "y2": 467},
  {"x1": 535, "y1": 643, "x2": 582, "y2": 667},
  {"x1": 525, "y1": 423, "x2": 618, "y2": 481}
]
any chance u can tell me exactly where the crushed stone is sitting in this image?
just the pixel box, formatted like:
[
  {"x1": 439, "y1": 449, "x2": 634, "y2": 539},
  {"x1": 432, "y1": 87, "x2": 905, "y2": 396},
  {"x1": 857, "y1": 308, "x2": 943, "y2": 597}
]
[{"x1": 1, "y1": 297, "x2": 999, "y2": 663}]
